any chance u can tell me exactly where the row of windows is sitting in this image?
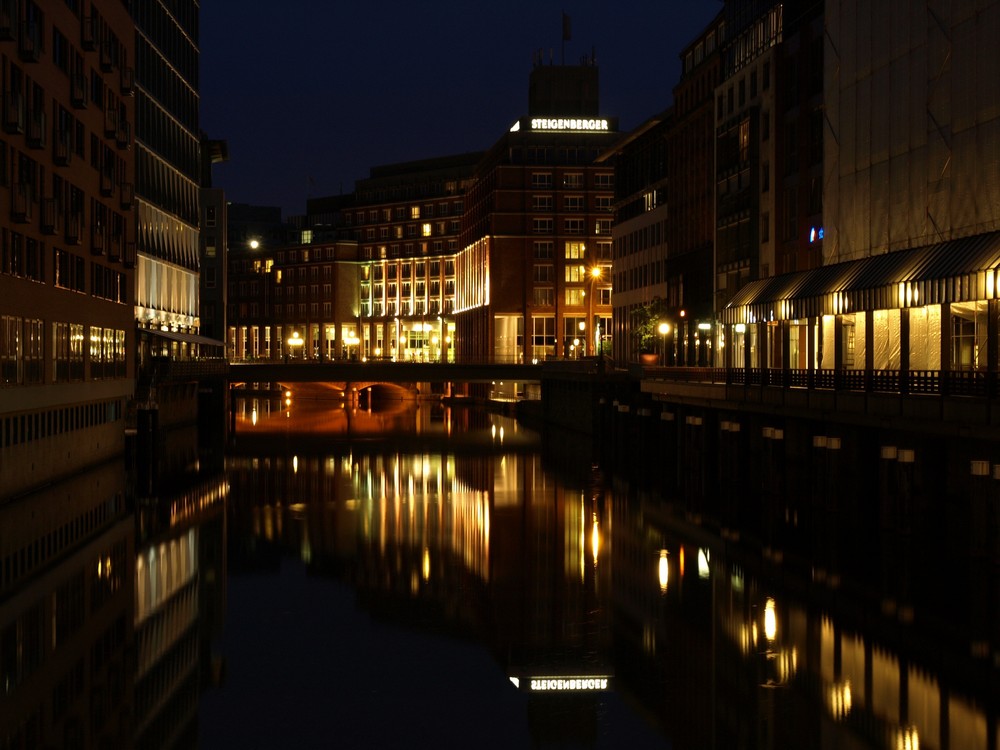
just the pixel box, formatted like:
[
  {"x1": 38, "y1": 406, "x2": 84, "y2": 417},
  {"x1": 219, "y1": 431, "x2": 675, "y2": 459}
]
[
  {"x1": 718, "y1": 58, "x2": 771, "y2": 121},
  {"x1": 530, "y1": 195, "x2": 613, "y2": 211},
  {"x1": 365, "y1": 299, "x2": 454, "y2": 318},
  {"x1": 532, "y1": 262, "x2": 613, "y2": 283},
  {"x1": 1, "y1": 316, "x2": 126, "y2": 386},
  {"x1": 531, "y1": 287, "x2": 613, "y2": 307},
  {"x1": 532, "y1": 218, "x2": 613, "y2": 234},
  {"x1": 363, "y1": 240, "x2": 457, "y2": 258},
  {"x1": 364, "y1": 220, "x2": 460, "y2": 240},
  {"x1": 534, "y1": 240, "x2": 611, "y2": 261},
  {"x1": 371, "y1": 258, "x2": 454, "y2": 280},
  {"x1": 529, "y1": 172, "x2": 613, "y2": 189},
  {"x1": 0, "y1": 398, "x2": 123, "y2": 452},
  {"x1": 614, "y1": 259, "x2": 671, "y2": 295},
  {"x1": 352, "y1": 201, "x2": 464, "y2": 226}
]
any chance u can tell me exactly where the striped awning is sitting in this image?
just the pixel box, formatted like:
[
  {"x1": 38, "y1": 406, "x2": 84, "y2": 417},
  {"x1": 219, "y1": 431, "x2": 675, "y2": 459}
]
[{"x1": 721, "y1": 231, "x2": 1000, "y2": 324}]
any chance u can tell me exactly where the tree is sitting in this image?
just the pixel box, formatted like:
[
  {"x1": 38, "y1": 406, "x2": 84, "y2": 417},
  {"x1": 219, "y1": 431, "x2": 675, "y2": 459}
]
[{"x1": 631, "y1": 297, "x2": 665, "y2": 355}]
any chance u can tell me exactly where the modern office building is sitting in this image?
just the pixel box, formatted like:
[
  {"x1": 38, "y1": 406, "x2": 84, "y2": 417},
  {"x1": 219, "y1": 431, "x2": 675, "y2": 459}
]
[
  {"x1": 130, "y1": 0, "x2": 203, "y2": 363},
  {"x1": 0, "y1": 1, "x2": 136, "y2": 499},
  {"x1": 456, "y1": 60, "x2": 616, "y2": 364},
  {"x1": 0, "y1": 2, "x2": 138, "y2": 745},
  {"x1": 348, "y1": 153, "x2": 481, "y2": 362}
]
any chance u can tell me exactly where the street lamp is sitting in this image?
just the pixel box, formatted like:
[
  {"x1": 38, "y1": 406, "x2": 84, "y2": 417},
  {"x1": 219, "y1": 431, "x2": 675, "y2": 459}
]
[
  {"x1": 286, "y1": 330, "x2": 304, "y2": 361},
  {"x1": 588, "y1": 266, "x2": 602, "y2": 357},
  {"x1": 658, "y1": 322, "x2": 670, "y2": 365}
]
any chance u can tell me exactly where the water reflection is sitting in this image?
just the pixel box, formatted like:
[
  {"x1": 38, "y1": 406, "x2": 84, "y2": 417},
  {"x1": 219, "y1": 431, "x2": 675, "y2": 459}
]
[{"x1": 1, "y1": 392, "x2": 996, "y2": 749}]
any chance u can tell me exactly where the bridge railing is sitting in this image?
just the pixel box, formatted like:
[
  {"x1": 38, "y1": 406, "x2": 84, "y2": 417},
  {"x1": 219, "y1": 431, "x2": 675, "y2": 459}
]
[{"x1": 644, "y1": 365, "x2": 1000, "y2": 398}]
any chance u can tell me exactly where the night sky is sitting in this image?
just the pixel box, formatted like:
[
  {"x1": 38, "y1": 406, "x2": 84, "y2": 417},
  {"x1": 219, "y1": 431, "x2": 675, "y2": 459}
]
[{"x1": 199, "y1": 1, "x2": 723, "y2": 218}]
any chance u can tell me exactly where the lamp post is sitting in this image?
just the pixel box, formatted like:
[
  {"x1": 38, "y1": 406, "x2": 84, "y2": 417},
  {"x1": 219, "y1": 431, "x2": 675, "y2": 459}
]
[
  {"x1": 286, "y1": 330, "x2": 304, "y2": 361},
  {"x1": 588, "y1": 266, "x2": 602, "y2": 357},
  {"x1": 658, "y1": 321, "x2": 670, "y2": 365}
]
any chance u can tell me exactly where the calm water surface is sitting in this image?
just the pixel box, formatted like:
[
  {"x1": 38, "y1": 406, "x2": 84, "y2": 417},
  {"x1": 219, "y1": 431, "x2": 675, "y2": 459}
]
[
  {"x1": 196, "y1": 388, "x2": 998, "y2": 749},
  {"x1": 1, "y1": 385, "x2": 995, "y2": 749}
]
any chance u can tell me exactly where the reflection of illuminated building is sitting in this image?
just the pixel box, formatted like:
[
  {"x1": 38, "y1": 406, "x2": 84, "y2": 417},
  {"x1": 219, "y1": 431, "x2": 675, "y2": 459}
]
[
  {"x1": 0, "y1": 463, "x2": 134, "y2": 748},
  {"x1": 133, "y1": 479, "x2": 227, "y2": 749},
  {"x1": 609, "y1": 495, "x2": 998, "y2": 749},
  {"x1": 355, "y1": 452, "x2": 491, "y2": 584}
]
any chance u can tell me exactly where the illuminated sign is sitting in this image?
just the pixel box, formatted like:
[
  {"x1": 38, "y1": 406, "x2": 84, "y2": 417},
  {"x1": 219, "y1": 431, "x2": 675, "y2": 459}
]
[
  {"x1": 528, "y1": 676, "x2": 610, "y2": 692},
  {"x1": 530, "y1": 118, "x2": 610, "y2": 132},
  {"x1": 809, "y1": 226, "x2": 825, "y2": 243}
]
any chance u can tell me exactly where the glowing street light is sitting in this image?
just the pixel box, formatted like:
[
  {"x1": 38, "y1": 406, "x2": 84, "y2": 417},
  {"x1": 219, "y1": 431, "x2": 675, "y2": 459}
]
[
  {"x1": 286, "y1": 330, "x2": 304, "y2": 360},
  {"x1": 658, "y1": 321, "x2": 670, "y2": 365},
  {"x1": 588, "y1": 266, "x2": 602, "y2": 356}
]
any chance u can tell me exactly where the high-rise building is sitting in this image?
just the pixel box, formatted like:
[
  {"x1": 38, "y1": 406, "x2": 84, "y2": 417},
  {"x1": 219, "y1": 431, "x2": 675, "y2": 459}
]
[
  {"x1": 0, "y1": 1, "x2": 136, "y2": 499},
  {"x1": 0, "y1": 2, "x2": 138, "y2": 745},
  {"x1": 130, "y1": 0, "x2": 202, "y2": 363}
]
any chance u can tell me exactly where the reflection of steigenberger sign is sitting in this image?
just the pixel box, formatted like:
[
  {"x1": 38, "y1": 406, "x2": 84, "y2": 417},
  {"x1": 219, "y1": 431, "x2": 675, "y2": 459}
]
[
  {"x1": 529, "y1": 676, "x2": 610, "y2": 692},
  {"x1": 530, "y1": 118, "x2": 610, "y2": 132}
]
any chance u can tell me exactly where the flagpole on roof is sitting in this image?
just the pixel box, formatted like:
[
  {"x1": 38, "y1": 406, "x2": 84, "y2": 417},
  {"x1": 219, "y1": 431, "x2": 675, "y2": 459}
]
[{"x1": 561, "y1": 11, "x2": 571, "y2": 65}]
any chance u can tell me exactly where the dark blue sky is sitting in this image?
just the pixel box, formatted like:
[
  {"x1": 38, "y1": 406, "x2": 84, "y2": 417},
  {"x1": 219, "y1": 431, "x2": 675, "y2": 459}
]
[{"x1": 199, "y1": 1, "x2": 722, "y2": 218}]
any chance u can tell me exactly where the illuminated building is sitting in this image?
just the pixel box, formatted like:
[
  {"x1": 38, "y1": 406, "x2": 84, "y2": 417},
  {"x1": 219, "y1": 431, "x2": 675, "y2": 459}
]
[
  {"x1": 0, "y1": 1, "x2": 135, "y2": 499},
  {"x1": 347, "y1": 154, "x2": 480, "y2": 361},
  {"x1": 132, "y1": 0, "x2": 204, "y2": 361},
  {"x1": 456, "y1": 60, "x2": 616, "y2": 364},
  {"x1": 718, "y1": 1, "x2": 1000, "y2": 387}
]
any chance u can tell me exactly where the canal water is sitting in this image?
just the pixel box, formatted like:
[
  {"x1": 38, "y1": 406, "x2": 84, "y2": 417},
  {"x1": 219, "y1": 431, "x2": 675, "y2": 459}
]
[
  {"x1": 196, "y1": 386, "x2": 997, "y2": 749},
  {"x1": 1, "y1": 383, "x2": 996, "y2": 748}
]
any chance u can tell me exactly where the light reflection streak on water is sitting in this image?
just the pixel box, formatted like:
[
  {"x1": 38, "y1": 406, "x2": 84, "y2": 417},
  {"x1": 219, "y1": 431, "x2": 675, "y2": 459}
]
[{"x1": 354, "y1": 453, "x2": 490, "y2": 582}]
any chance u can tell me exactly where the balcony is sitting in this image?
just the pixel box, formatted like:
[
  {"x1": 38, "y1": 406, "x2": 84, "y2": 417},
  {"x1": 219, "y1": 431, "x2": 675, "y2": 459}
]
[
  {"x1": 0, "y1": 0, "x2": 13, "y2": 41},
  {"x1": 65, "y1": 214, "x2": 82, "y2": 245},
  {"x1": 100, "y1": 41, "x2": 114, "y2": 72},
  {"x1": 26, "y1": 110, "x2": 44, "y2": 149},
  {"x1": 41, "y1": 198, "x2": 57, "y2": 234},
  {"x1": 18, "y1": 21, "x2": 40, "y2": 63},
  {"x1": 120, "y1": 66, "x2": 134, "y2": 96},
  {"x1": 120, "y1": 181, "x2": 134, "y2": 209},
  {"x1": 100, "y1": 170, "x2": 115, "y2": 197},
  {"x1": 108, "y1": 232, "x2": 122, "y2": 262},
  {"x1": 71, "y1": 72, "x2": 87, "y2": 108},
  {"x1": 11, "y1": 184, "x2": 31, "y2": 223},
  {"x1": 3, "y1": 93, "x2": 23, "y2": 134},
  {"x1": 92, "y1": 224, "x2": 106, "y2": 255},
  {"x1": 81, "y1": 16, "x2": 96, "y2": 50},
  {"x1": 115, "y1": 119, "x2": 131, "y2": 149},
  {"x1": 103, "y1": 106, "x2": 117, "y2": 137},
  {"x1": 54, "y1": 132, "x2": 71, "y2": 165}
]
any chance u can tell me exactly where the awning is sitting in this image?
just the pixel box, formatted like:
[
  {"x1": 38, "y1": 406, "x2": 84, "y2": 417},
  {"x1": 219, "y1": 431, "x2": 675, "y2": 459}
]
[{"x1": 722, "y1": 231, "x2": 1000, "y2": 324}]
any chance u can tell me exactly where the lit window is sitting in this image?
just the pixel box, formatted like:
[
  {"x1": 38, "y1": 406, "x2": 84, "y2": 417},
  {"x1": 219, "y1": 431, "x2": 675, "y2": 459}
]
[{"x1": 422, "y1": 223, "x2": 432, "y2": 237}]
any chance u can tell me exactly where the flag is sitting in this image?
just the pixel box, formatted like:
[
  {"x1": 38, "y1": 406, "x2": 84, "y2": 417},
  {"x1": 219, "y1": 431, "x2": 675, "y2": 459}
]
[{"x1": 562, "y1": 12, "x2": 571, "y2": 42}]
